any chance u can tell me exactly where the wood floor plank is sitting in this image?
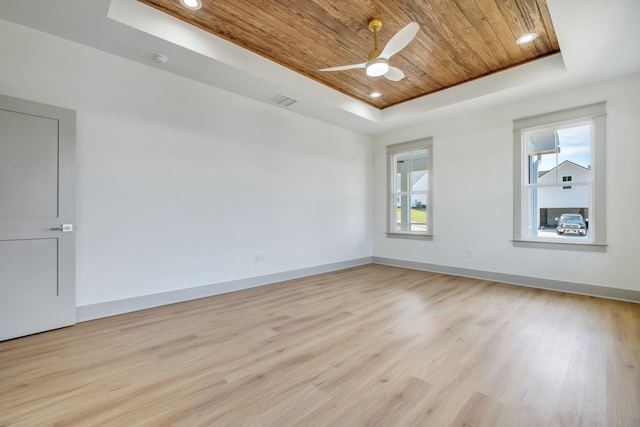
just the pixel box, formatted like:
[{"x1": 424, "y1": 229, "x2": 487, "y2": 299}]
[
  {"x1": 450, "y1": 391, "x2": 504, "y2": 427},
  {"x1": 1, "y1": 264, "x2": 639, "y2": 426}
]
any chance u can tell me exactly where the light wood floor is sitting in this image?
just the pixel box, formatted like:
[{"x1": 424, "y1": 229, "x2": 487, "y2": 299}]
[{"x1": 1, "y1": 264, "x2": 639, "y2": 426}]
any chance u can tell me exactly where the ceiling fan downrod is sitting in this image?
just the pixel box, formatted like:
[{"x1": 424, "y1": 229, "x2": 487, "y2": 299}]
[{"x1": 368, "y1": 17, "x2": 383, "y2": 60}]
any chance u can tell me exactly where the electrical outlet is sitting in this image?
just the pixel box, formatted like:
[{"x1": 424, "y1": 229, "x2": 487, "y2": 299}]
[
  {"x1": 466, "y1": 249, "x2": 473, "y2": 258},
  {"x1": 254, "y1": 253, "x2": 266, "y2": 263}
]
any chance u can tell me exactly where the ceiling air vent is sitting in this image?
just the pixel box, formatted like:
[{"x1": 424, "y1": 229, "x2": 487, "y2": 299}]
[{"x1": 268, "y1": 94, "x2": 297, "y2": 107}]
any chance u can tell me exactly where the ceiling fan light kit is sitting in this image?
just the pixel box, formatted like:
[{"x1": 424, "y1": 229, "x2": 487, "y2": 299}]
[
  {"x1": 366, "y1": 58, "x2": 390, "y2": 77},
  {"x1": 319, "y1": 17, "x2": 419, "y2": 82}
]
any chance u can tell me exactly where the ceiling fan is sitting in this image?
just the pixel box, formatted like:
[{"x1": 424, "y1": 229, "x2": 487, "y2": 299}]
[{"x1": 319, "y1": 17, "x2": 420, "y2": 81}]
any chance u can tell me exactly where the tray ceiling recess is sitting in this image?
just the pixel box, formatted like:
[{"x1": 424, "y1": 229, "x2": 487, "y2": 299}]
[{"x1": 138, "y1": 0, "x2": 559, "y2": 110}]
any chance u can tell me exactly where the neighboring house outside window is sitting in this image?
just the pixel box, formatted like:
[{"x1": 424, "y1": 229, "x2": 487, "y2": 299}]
[
  {"x1": 513, "y1": 103, "x2": 606, "y2": 251},
  {"x1": 538, "y1": 163, "x2": 587, "y2": 221},
  {"x1": 387, "y1": 138, "x2": 433, "y2": 239}
]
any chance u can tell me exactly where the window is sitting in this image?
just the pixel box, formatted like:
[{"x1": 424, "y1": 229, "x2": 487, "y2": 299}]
[
  {"x1": 513, "y1": 103, "x2": 606, "y2": 250},
  {"x1": 387, "y1": 138, "x2": 433, "y2": 239}
]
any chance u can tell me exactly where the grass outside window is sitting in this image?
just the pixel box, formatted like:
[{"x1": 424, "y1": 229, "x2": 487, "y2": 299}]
[{"x1": 397, "y1": 207, "x2": 427, "y2": 224}]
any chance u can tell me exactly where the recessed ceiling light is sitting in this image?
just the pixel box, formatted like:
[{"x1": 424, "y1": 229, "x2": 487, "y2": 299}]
[
  {"x1": 180, "y1": 0, "x2": 202, "y2": 10},
  {"x1": 516, "y1": 33, "x2": 537, "y2": 45},
  {"x1": 370, "y1": 92, "x2": 382, "y2": 98}
]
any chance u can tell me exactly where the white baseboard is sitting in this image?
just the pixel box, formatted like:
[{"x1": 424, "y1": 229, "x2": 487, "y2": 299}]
[
  {"x1": 77, "y1": 255, "x2": 638, "y2": 322},
  {"x1": 372, "y1": 257, "x2": 640, "y2": 303},
  {"x1": 76, "y1": 257, "x2": 373, "y2": 322}
]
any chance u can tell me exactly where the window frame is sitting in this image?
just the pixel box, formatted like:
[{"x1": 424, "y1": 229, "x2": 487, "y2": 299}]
[
  {"x1": 513, "y1": 102, "x2": 607, "y2": 251},
  {"x1": 386, "y1": 138, "x2": 433, "y2": 240}
]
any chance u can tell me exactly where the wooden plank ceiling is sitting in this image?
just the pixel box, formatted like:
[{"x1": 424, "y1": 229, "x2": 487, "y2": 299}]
[{"x1": 139, "y1": 0, "x2": 559, "y2": 109}]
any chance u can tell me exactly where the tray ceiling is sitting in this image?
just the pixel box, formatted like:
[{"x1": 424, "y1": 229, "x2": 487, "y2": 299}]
[{"x1": 139, "y1": 0, "x2": 559, "y2": 110}]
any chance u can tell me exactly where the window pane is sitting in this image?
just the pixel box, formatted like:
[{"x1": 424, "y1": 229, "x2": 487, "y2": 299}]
[
  {"x1": 395, "y1": 194, "x2": 427, "y2": 232},
  {"x1": 396, "y1": 194, "x2": 410, "y2": 231},
  {"x1": 525, "y1": 186, "x2": 589, "y2": 239},
  {"x1": 411, "y1": 169, "x2": 428, "y2": 192},
  {"x1": 409, "y1": 150, "x2": 428, "y2": 192},
  {"x1": 411, "y1": 170, "x2": 429, "y2": 191},
  {"x1": 557, "y1": 124, "x2": 591, "y2": 169},
  {"x1": 395, "y1": 158, "x2": 409, "y2": 192},
  {"x1": 526, "y1": 129, "x2": 556, "y2": 184},
  {"x1": 412, "y1": 193, "x2": 427, "y2": 210},
  {"x1": 527, "y1": 123, "x2": 591, "y2": 184},
  {"x1": 531, "y1": 151, "x2": 558, "y2": 184},
  {"x1": 411, "y1": 195, "x2": 427, "y2": 232}
]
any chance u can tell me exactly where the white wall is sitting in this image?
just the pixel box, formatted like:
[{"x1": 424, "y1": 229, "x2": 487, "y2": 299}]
[
  {"x1": 0, "y1": 20, "x2": 373, "y2": 306},
  {"x1": 373, "y1": 72, "x2": 640, "y2": 292},
  {"x1": 3, "y1": 16, "x2": 639, "y2": 307}
]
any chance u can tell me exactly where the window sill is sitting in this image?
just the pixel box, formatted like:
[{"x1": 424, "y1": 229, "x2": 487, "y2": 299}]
[
  {"x1": 386, "y1": 232, "x2": 433, "y2": 241},
  {"x1": 512, "y1": 239, "x2": 607, "y2": 252}
]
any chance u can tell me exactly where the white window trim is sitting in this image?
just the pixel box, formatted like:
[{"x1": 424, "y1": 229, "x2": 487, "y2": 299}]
[
  {"x1": 513, "y1": 102, "x2": 607, "y2": 251},
  {"x1": 386, "y1": 138, "x2": 433, "y2": 240}
]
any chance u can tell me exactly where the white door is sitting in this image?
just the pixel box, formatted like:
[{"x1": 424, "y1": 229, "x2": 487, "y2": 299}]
[{"x1": 0, "y1": 94, "x2": 76, "y2": 341}]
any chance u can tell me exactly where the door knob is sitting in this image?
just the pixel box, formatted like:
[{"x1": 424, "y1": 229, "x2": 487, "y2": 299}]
[{"x1": 51, "y1": 224, "x2": 73, "y2": 232}]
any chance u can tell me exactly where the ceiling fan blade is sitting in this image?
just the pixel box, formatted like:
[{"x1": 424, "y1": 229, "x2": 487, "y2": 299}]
[
  {"x1": 384, "y1": 66, "x2": 405, "y2": 81},
  {"x1": 319, "y1": 63, "x2": 366, "y2": 72},
  {"x1": 380, "y1": 22, "x2": 420, "y2": 59}
]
